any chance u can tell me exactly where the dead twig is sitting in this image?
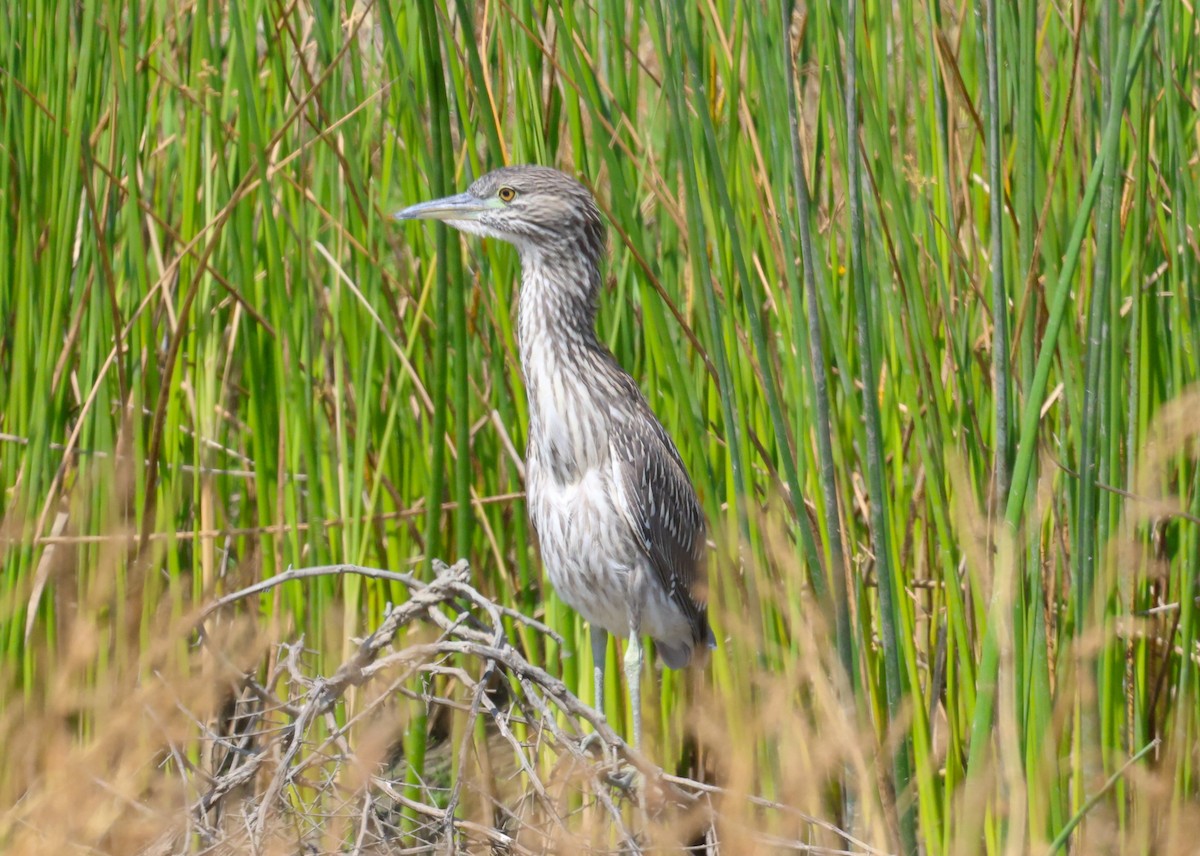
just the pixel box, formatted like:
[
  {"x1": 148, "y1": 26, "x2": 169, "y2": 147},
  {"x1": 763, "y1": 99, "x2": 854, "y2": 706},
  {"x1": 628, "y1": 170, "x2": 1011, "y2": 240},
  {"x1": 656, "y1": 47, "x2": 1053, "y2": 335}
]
[{"x1": 177, "y1": 559, "x2": 874, "y2": 855}]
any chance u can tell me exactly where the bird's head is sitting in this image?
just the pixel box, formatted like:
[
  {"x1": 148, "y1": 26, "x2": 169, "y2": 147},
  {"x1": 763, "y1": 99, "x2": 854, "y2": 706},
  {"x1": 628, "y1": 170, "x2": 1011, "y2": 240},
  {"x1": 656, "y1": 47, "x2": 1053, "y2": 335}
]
[{"x1": 394, "y1": 165, "x2": 605, "y2": 262}]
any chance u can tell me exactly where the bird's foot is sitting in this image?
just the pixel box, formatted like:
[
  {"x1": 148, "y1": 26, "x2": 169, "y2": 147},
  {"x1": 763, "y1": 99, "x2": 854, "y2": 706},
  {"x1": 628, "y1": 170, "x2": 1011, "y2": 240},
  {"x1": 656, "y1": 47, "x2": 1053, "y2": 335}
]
[
  {"x1": 576, "y1": 733, "x2": 642, "y2": 796},
  {"x1": 605, "y1": 762, "x2": 642, "y2": 795},
  {"x1": 578, "y1": 731, "x2": 607, "y2": 759},
  {"x1": 578, "y1": 730, "x2": 628, "y2": 774}
]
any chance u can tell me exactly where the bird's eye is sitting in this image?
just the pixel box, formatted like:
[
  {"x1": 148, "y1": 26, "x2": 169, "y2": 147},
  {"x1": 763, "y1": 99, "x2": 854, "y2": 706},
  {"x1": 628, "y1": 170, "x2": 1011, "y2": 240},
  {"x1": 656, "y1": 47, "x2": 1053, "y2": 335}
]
[{"x1": 497, "y1": 186, "x2": 517, "y2": 203}]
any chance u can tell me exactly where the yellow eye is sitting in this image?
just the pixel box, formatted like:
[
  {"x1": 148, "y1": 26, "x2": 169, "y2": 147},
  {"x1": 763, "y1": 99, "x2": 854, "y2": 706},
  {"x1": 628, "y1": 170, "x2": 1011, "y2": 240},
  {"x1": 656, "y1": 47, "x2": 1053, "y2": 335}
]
[{"x1": 497, "y1": 186, "x2": 517, "y2": 203}]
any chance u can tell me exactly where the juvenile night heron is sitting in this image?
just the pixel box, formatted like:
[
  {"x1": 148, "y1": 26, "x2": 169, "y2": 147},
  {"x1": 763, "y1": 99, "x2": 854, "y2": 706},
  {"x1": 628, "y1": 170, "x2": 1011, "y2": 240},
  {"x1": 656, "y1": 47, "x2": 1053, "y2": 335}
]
[{"x1": 395, "y1": 165, "x2": 714, "y2": 749}]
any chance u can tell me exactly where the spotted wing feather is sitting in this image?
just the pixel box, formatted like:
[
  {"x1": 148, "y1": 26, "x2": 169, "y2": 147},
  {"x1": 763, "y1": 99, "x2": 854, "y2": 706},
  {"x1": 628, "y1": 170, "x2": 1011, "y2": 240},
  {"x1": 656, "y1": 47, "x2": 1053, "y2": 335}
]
[{"x1": 611, "y1": 394, "x2": 713, "y2": 664}]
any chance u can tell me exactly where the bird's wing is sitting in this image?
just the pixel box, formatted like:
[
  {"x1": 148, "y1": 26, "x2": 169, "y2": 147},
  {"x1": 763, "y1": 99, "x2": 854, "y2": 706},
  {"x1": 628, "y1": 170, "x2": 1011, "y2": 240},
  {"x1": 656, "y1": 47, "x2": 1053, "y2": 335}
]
[{"x1": 609, "y1": 402, "x2": 710, "y2": 643}]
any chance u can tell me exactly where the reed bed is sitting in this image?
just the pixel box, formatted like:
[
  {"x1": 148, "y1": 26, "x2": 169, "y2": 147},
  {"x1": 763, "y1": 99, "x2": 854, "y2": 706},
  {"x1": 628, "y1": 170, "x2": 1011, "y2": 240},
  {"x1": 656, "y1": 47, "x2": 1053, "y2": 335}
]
[{"x1": 1, "y1": 0, "x2": 1198, "y2": 852}]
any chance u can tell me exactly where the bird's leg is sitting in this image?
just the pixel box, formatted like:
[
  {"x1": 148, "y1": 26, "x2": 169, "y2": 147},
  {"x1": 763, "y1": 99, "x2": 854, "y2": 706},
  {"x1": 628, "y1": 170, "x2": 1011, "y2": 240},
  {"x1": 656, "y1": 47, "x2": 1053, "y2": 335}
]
[
  {"x1": 601, "y1": 633, "x2": 645, "y2": 796},
  {"x1": 623, "y1": 634, "x2": 643, "y2": 751},
  {"x1": 591, "y1": 624, "x2": 608, "y2": 715},
  {"x1": 579, "y1": 625, "x2": 609, "y2": 759}
]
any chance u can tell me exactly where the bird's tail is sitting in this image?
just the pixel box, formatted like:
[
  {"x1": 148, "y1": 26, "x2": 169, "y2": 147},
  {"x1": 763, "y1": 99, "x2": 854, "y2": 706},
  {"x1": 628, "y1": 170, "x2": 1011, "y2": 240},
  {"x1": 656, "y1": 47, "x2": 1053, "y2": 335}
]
[
  {"x1": 656, "y1": 617, "x2": 715, "y2": 669},
  {"x1": 655, "y1": 639, "x2": 693, "y2": 669}
]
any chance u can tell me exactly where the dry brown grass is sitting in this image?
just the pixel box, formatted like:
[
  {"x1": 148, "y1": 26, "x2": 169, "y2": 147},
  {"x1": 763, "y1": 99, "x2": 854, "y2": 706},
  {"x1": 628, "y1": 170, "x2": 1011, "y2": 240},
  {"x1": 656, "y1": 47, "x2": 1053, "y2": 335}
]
[
  {"x1": 2, "y1": 551, "x2": 892, "y2": 855},
  {"x1": 8, "y1": 388, "x2": 1200, "y2": 854}
]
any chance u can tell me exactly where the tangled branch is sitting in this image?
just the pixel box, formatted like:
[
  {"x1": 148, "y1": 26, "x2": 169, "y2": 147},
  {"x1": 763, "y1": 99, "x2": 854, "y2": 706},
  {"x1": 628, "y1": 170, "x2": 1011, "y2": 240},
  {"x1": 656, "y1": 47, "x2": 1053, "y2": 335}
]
[{"x1": 159, "y1": 560, "x2": 878, "y2": 855}]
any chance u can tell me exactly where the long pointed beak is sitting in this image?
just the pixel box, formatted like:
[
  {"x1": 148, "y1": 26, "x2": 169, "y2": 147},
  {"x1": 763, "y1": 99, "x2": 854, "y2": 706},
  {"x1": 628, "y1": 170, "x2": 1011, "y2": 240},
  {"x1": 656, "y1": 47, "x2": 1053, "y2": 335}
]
[{"x1": 393, "y1": 192, "x2": 493, "y2": 222}]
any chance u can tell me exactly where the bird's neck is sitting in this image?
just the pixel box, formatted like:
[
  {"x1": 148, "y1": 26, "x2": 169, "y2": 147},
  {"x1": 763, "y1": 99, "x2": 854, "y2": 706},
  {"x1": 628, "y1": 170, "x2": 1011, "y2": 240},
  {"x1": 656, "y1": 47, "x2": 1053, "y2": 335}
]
[
  {"x1": 515, "y1": 247, "x2": 603, "y2": 373},
  {"x1": 515, "y1": 247, "x2": 613, "y2": 480}
]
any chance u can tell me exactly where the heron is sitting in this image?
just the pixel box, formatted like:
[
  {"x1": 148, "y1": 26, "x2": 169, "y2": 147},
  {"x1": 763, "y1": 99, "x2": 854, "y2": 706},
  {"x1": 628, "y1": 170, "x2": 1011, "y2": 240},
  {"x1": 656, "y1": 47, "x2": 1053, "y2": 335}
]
[{"x1": 395, "y1": 165, "x2": 714, "y2": 750}]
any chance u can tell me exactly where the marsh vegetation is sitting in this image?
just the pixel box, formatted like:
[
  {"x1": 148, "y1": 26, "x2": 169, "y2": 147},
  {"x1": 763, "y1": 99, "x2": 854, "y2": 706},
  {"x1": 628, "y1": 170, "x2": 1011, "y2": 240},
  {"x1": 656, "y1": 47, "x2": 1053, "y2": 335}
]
[{"x1": 2, "y1": 0, "x2": 1198, "y2": 852}]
